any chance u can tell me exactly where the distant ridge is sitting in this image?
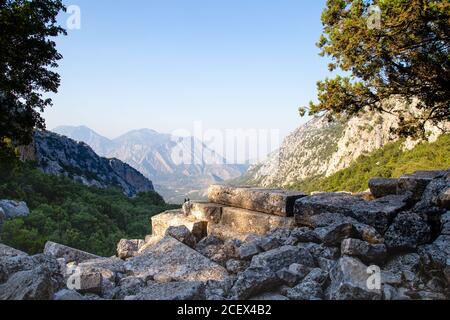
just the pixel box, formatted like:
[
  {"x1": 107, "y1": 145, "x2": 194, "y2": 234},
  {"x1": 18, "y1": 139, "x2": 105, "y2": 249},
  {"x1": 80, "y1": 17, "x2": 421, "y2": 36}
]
[
  {"x1": 20, "y1": 130, "x2": 155, "y2": 197},
  {"x1": 53, "y1": 126, "x2": 248, "y2": 203}
]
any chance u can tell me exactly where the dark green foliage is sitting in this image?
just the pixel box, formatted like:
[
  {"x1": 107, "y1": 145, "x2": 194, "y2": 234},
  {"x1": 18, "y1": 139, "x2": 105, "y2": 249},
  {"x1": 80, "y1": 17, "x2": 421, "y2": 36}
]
[
  {"x1": 301, "y1": 0, "x2": 450, "y2": 138},
  {"x1": 290, "y1": 134, "x2": 450, "y2": 194},
  {"x1": 0, "y1": 0, "x2": 66, "y2": 145},
  {"x1": 0, "y1": 157, "x2": 179, "y2": 256}
]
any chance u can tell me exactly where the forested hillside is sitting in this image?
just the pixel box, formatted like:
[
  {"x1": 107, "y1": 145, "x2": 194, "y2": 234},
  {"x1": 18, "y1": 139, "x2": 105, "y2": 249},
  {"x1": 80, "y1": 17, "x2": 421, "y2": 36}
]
[
  {"x1": 290, "y1": 134, "x2": 450, "y2": 194},
  {"x1": 0, "y1": 157, "x2": 179, "y2": 256}
]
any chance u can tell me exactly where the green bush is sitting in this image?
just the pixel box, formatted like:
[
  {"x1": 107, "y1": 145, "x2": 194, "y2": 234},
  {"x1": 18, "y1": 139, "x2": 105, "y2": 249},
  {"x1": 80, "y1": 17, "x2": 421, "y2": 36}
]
[
  {"x1": 290, "y1": 134, "x2": 450, "y2": 194},
  {"x1": 0, "y1": 158, "x2": 179, "y2": 256}
]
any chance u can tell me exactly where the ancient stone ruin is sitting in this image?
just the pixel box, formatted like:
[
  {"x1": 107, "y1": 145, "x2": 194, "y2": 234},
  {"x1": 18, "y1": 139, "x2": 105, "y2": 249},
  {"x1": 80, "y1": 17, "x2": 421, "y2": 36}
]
[{"x1": 1, "y1": 170, "x2": 449, "y2": 300}]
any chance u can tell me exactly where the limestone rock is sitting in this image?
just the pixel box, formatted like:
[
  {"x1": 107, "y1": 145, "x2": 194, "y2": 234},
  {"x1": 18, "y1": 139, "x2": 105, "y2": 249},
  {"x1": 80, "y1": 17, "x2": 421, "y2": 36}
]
[
  {"x1": 238, "y1": 242, "x2": 262, "y2": 261},
  {"x1": 151, "y1": 210, "x2": 208, "y2": 241},
  {"x1": 385, "y1": 253, "x2": 422, "y2": 287},
  {"x1": 207, "y1": 224, "x2": 254, "y2": 242},
  {"x1": 0, "y1": 207, "x2": 4, "y2": 224},
  {"x1": 250, "y1": 246, "x2": 315, "y2": 272},
  {"x1": 398, "y1": 171, "x2": 446, "y2": 201},
  {"x1": 205, "y1": 278, "x2": 235, "y2": 300},
  {"x1": 115, "y1": 276, "x2": 146, "y2": 299},
  {"x1": 328, "y1": 257, "x2": 382, "y2": 300},
  {"x1": 0, "y1": 200, "x2": 30, "y2": 219},
  {"x1": 44, "y1": 241, "x2": 100, "y2": 263},
  {"x1": 284, "y1": 268, "x2": 328, "y2": 301},
  {"x1": 0, "y1": 243, "x2": 28, "y2": 258},
  {"x1": 225, "y1": 260, "x2": 249, "y2": 274},
  {"x1": 76, "y1": 257, "x2": 126, "y2": 283},
  {"x1": 341, "y1": 239, "x2": 387, "y2": 264},
  {"x1": 195, "y1": 235, "x2": 224, "y2": 252},
  {"x1": 276, "y1": 268, "x2": 299, "y2": 287},
  {"x1": 208, "y1": 185, "x2": 306, "y2": 216},
  {"x1": 0, "y1": 253, "x2": 63, "y2": 286},
  {"x1": 295, "y1": 193, "x2": 409, "y2": 233},
  {"x1": 219, "y1": 207, "x2": 295, "y2": 236},
  {"x1": 258, "y1": 236, "x2": 283, "y2": 252},
  {"x1": 441, "y1": 212, "x2": 450, "y2": 235},
  {"x1": 0, "y1": 266, "x2": 57, "y2": 300},
  {"x1": 135, "y1": 281, "x2": 206, "y2": 300},
  {"x1": 298, "y1": 242, "x2": 340, "y2": 261},
  {"x1": 117, "y1": 239, "x2": 144, "y2": 260},
  {"x1": 288, "y1": 227, "x2": 321, "y2": 244},
  {"x1": 295, "y1": 212, "x2": 384, "y2": 244},
  {"x1": 303, "y1": 268, "x2": 329, "y2": 286},
  {"x1": 438, "y1": 188, "x2": 450, "y2": 209},
  {"x1": 250, "y1": 292, "x2": 289, "y2": 300},
  {"x1": 53, "y1": 289, "x2": 85, "y2": 300},
  {"x1": 124, "y1": 236, "x2": 228, "y2": 282},
  {"x1": 369, "y1": 178, "x2": 399, "y2": 198},
  {"x1": 414, "y1": 175, "x2": 450, "y2": 212},
  {"x1": 286, "y1": 280, "x2": 323, "y2": 300},
  {"x1": 165, "y1": 225, "x2": 196, "y2": 248},
  {"x1": 384, "y1": 213, "x2": 431, "y2": 250},
  {"x1": 230, "y1": 266, "x2": 281, "y2": 300},
  {"x1": 288, "y1": 263, "x2": 311, "y2": 280},
  {"x1": 314, "y1": 223, "x2": 359, "y2": 247},
  {"x1": 417, "y1": 236, "x2": 450, "y2": 280},
  {"x1": 67, "y1": 271, "x2": 103, "y2": 294},
  {"x1": 190, "y1": 202, "x2": 223, "y2": 223}
]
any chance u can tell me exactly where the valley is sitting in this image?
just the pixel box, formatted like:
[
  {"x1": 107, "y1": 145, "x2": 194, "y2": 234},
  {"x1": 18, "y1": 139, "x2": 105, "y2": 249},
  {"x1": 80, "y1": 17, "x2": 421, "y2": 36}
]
[{"x1": 53, "y1": 126, "x2": 247, "y2": 203}]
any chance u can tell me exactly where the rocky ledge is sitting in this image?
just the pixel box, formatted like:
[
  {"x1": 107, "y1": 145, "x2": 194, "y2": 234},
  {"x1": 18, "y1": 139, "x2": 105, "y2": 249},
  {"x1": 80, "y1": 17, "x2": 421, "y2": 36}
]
[{"x1": 0, "y1": 170, "x2": 449, "y2": 300}]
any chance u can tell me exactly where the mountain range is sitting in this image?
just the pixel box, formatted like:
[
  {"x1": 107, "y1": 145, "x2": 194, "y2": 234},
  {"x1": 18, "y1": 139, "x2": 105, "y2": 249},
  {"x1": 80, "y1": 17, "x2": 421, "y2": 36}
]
[
  {"x1": 53, "y1": 126, "x2": 247, "y2": 203},
  {"x1": 19, "y1": 130, "x2": 155, "y2": 197}
]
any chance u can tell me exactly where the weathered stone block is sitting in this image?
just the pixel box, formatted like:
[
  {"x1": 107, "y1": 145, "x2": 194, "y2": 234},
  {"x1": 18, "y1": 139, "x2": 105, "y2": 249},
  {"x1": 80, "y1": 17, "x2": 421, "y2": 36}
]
[
  {"x1": 165, "y1": 225, "x2": 197, "y2": 248},
  {"x1": 219, "y1": 207, "x2": 296, "y2": 235},
  {"x1": 124, "y1": 236, "x2": 228, "y2": 282},
  {"x1": 0, "y1": 266, "x2": 57, "y2": 300},
  {"x1": 438, "y1": 188, "x2": 450, "y2": 209},
  {"x1": 384, "y1": 212, "x2": 431, "y2": 250},
  {"x1": 151, "y1": 210, "x2": 208, "y2": 241},
  {"x1": 250, "y1": 245, "x2": 315, "y2": 272},
  {"x1": 369, "y1": 178, "x2": 399, "y2": 198},
  {"x1": 230, "y1": 266, "x2": 281, "y2": 300},
  {"x1": 341, "y1": 239, "x2": 387, "y2": 264},
  {"x1": 398, "y1": 171, "x2": 446, "y2": 201},
  {"x1": 208, "y1": 185, "x2": 306, "y2": 216},
  {"x1": 117, "y1": 239, "x2": 144, "y2": 260},
  {"x1": 295, "y1": 193, "x2": 409, "y2": 233},
  {"x1": 190, "y1": 202, "x2": 223, "y2": 223},
  {"x1": 314, "y1": 223, "x2": 359, "y2": 247},
  {"x1": 328, "y1": 257, "x2": 382, "y2": 300},
  {"x1": 44, "y1": 241, "x2": 100, "y2": 263},
  {"x1": 67, "y1": 271, "x2": 103, "y2": 294}
]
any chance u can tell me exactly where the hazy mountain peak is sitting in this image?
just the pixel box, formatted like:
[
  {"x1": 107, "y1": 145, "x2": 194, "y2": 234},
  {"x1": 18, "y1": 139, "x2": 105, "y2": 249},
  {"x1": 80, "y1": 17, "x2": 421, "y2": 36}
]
[{"x1": 51, "y1": 125, "x2": 248, "y2": 203}]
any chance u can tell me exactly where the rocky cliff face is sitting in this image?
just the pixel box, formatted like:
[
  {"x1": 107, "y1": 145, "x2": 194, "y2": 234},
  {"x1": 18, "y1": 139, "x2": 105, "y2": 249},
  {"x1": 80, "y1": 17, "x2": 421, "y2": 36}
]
[
  {"x1": 243, "y1": 98, "x2": 450, "y2": 188},
  {"x1": 21, "y1": 131, "x2": 155, "y2": 197}
]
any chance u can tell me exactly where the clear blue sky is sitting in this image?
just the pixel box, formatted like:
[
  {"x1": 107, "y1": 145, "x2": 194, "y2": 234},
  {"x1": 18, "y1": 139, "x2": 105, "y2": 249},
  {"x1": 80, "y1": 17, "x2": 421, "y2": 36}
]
[{"x1": 44, "y1": 0, "x2": 331, "y2": 142}]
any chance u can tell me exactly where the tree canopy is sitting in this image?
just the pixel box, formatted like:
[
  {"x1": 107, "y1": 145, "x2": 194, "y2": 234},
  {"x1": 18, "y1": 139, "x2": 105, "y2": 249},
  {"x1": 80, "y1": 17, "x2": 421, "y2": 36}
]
[
  {"x1": 0, "y1": 0, "x2": 66, "y2": 147},
  {"x1": 301, "y1": 0, "x2": 450, "y2": 138}
]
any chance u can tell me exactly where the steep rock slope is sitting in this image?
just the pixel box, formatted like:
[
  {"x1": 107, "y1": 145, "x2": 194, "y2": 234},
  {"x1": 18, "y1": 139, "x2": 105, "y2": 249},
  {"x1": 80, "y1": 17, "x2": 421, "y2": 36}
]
[
  {"x1": 242, "y1": 99, "x2": 449, "y2": 188},
  {"x1": 20, "y1": 131, "x2": 154, "y2": 197}
]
